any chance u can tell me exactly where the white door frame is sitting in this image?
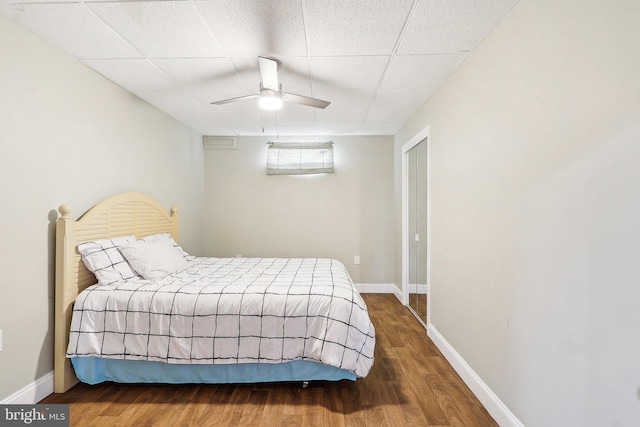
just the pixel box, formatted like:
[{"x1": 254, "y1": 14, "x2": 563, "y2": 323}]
[{"x1": 401, "y1": 125, "x2": 431, "y2": 328}]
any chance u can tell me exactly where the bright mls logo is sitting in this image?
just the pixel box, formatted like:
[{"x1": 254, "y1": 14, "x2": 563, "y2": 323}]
[{"x1": 0, "y1": 405, "x2": 69, "y2": 426}]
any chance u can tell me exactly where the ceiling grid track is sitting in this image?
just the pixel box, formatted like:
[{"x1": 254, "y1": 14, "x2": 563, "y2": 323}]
[
  {"x1": 188, "y1": 0, "x2": 241, "y2": 135},
  {"x1": 363, "y1": 0, "x2": 422, "y2": 125},
  {"x1": 0, "y1": 0, "x2": 520, "y2": 136},
  {"x1": 300, "y1": 0, "x2": 319, "y2": 136}
]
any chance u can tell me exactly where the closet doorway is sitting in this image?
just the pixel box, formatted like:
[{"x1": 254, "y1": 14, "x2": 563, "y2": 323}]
[{"x1": 402, "y1": 129, "x2": 429, "y2": 328}]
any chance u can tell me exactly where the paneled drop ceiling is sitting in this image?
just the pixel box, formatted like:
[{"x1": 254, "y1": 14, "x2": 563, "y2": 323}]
[{"x1": 0, "y1": 0, "x2": 518, "y2": 136}]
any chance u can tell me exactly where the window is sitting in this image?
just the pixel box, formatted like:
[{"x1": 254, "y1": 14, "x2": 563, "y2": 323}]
[{"x1": 266, "y1": 142, "x2": 334, "y2": 175}]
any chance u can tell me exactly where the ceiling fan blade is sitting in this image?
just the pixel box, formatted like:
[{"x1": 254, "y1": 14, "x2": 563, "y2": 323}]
[
  {"x1": 210, "y1": 94, "x2": 259, "y2": 105},
  {"x1": 258, "y1": 57, "x2": 279, "y2": 91},
  {"x1": 281, "y1": 92, "x2": 331, "y2": 109}
]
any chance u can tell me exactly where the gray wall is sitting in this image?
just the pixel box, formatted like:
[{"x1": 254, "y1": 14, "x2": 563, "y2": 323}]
[
  {"x1": 0, "y1": 16, "x2": 204, "y2": 401},
  {"x1": 395, "y1": 0, "x2": 640, "y2": 425},
  {"x1": 202, "y1": 136, "x2": 394, "y2": 284}
]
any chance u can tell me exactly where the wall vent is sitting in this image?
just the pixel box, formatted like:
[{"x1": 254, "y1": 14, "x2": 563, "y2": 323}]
[{"x1": 203, "y1": 136, "x2": 238, "y2": 150}]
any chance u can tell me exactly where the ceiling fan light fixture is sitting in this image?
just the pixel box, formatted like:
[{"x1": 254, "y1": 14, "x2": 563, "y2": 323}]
[{"x1": 259, "y1": 94, "x2": 283, "y2": 111}]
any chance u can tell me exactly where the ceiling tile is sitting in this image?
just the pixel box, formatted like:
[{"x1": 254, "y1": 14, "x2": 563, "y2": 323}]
[
  {"x1": 195, "y1": 0, "x2": 307, "y2": 57},
  {"x1": 365, "y1": 107, "x2": 416, "y2": 126},
  {"x1": 313, "y1": 89, "x2": 374, "y2": 111},
  {"x1": 271, "y1": 104, "x2": 316, "y2": 126},
  {"x1": 81, "y1": 59, "x2": 176, "y2": 91},
  {"x1": 1, "y1": 2, "x2": 141, "y2": 58},
  {"x1": 272, "y1": 126, "x2": 320, "y2": 136},
  {"x1": 358, "y1": 124, "x2": 400, "y2": 136},
  {"x1": 152, "y1": 58, "x2": 248, "y2": 91},
  {"x1": 213, "y1": 111, "x2": 278, "y2": 136},
  {"x1": 315, "y1": 109, "x2": 367, "y2": 134},
  {"x1": 88, "y1": 1, "x2": 222, "y2": 58},
  {"x1": 311, "y1": 56, "x2": 389, "y2": 93},
  {"x1": 134, "y1": 89, "x2": 205, "y2": 112},
  {"x1": 371, "y1": 86, "x2": 437, "y2": 111},
  {"x1": 398, "y1": 0, "x2": 518, "y2": 53},
  {"x1": 168, "y1": 111, "x2": 235, "y2": 136},
  {"x1": 304, "y1": 0, "x2": 414, "y2": 55},
  {"x1": 382, "y1": 53, "x2": 467, "y2": 88},
  {"x1": 315, "y1": 125, "x2": 363, "y2": 136}
]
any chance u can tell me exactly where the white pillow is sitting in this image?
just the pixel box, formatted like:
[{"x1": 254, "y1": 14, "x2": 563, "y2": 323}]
[
  {"x1": 118, "y1": 239, "x2": 188, "y2": 280},
  {"x1": 77, "y1": 235, "x2": 140, "y2": 285},
  {"x1": 141, "y1": 233, "x2": 195, "y2": 261}
]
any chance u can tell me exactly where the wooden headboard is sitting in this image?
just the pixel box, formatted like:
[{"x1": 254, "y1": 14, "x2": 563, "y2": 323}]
[{"x1": 54, "y1": 192, "x2": 179, "y2": 393}]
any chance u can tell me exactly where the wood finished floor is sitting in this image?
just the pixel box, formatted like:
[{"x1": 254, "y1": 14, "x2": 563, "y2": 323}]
[{"x1": 40, "y1": 294, "x2": 497, "y2": 426}]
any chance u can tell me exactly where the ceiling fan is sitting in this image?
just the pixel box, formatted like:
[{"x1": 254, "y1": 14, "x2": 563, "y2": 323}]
[{"x1": 210, "y1": 57, "x2": 330, "y2": 111}]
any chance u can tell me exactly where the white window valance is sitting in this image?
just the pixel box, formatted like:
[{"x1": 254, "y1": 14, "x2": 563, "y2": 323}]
[{"x1": 266, "y1": 142, "x2": 334, "y2": 175}]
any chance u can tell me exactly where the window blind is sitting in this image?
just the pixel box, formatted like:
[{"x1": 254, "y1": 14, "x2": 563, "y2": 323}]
[{"x1": 266, "y1": 142, "x2": 334, "y2": 175}]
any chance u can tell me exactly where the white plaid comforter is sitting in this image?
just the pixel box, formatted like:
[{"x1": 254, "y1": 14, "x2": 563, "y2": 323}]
[{"x1": 67, "y1": 257, "x2": 375, "y2": 378}]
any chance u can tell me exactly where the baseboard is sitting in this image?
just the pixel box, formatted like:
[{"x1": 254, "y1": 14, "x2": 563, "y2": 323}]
[
  {"x1": 0, "y1": 371, "x2": 54, "y2": 404},
  {"x1": 427, "y1": 325, "x2": 523, "y2": 427},
  {"x1": 407, "y1": 283, "x2": 429, "y2": 294},
  {"x1": 355, "y1": 283, "x2": 402, "y2": 301}
]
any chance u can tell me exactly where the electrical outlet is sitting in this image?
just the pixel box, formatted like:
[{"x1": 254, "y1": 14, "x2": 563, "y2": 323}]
[{"x1": 354, "y1": 255, "x2": 360, "y2": 265}]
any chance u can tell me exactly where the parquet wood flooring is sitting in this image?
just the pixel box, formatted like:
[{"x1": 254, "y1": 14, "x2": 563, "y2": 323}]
[{"x1": 40, "y1": 293, "x2": 497, "y2": 426}]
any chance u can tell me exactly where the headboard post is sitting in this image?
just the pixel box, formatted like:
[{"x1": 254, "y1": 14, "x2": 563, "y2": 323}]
[{"x1": 54, "y1": 205, "x2": 79, "y2": 393}]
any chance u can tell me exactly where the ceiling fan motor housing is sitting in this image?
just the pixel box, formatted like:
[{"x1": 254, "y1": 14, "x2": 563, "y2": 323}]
[{"x1": 259, "y1": 82, "x2": 282, "y2": 97}]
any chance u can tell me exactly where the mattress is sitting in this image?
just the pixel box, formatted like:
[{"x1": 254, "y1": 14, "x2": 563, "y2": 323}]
[{"x1": 67, "y1": 257, "x2": 375, "y2": 379}]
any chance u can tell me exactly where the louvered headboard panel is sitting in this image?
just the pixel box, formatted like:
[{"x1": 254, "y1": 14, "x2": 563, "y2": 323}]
[{"x1": 54, "y1": 192, "x2": 179, "y2": 393}]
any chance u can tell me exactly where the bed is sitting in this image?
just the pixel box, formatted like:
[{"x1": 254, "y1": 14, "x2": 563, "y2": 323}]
[{"x1": 54, "y1": 192, "x2": 375, "y2": 393}]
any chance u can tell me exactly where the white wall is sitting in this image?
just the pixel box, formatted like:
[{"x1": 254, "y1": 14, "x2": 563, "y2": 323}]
[
  {"x1": 0, "y1": 16, "x2": 204, "y2": 401},
  {"x1": 395, "y1": 0, "x2": 640, "y2": 425},
  {"x1": 202, "y1": 135, "x2": 394, "y2": 284}
]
